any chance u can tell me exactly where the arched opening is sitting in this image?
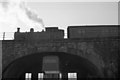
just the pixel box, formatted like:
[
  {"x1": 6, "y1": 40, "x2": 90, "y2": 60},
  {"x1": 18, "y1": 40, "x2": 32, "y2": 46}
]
[{"x1": 2, "y1": 52, "x2": 102, "y2": 79}]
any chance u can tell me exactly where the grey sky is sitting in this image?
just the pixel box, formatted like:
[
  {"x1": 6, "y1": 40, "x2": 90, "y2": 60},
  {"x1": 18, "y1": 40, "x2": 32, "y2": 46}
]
[
  {"x1": 118, "y1": 1, "x2": 120, "y2": 25},
  {"x1": 26, "y1": 2, "x2": 118, "y2": 31},
  {"x1": 0, "y1": 1, "x2": 118, "y2": 39},
  {"x1": 24, "y1": 0, "x2": 119, "y2": 2}
]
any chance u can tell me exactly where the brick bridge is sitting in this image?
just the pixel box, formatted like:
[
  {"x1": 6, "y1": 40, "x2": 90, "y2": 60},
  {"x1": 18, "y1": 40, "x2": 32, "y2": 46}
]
[{"x1": 2, "y1": 38, "x2": 118, "y2": 77}]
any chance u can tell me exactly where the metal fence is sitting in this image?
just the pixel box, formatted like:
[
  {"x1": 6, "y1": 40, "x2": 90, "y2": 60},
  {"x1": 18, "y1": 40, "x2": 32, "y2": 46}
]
[{"x1": 0, "y1": 32, "x2": 14, "y2": 40}]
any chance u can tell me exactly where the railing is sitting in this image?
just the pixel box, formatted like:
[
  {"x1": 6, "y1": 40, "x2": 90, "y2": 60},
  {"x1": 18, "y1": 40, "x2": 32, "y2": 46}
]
[{"x1": 0, "y1": 32, "x2": 14, "y2": 40}]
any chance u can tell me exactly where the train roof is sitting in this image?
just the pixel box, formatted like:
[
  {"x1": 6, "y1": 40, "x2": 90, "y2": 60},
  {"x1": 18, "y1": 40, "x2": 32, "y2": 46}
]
[{"x1": 68, "y1": 25, "x2": 119, "y2": 28}]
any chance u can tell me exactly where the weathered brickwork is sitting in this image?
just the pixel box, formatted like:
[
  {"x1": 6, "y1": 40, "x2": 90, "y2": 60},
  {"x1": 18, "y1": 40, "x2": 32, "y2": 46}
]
[{"x1": 2, "y1": 38, "x2": 118, "y2": 77}]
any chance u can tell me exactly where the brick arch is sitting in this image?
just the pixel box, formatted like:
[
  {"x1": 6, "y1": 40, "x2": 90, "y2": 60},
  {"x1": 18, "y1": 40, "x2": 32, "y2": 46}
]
[
  {"x1": 2, "y1": 41, "x2": 105, "y2": 77},
  {"x1": 58, "y1": 46, "x2": 104, "y2": 77},
  {"x1": 2, "y1": 52, "x2": 103, "y2": 79}
]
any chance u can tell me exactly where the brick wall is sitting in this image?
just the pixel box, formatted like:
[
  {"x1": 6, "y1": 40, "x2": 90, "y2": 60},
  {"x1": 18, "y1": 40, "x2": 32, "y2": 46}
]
[{"x1": 2, "y1": 38, "x2": 119, "y2": 77}]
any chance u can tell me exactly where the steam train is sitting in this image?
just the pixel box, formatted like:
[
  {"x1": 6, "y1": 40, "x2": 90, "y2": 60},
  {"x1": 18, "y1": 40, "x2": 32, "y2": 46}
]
[
  {"x1": 67, "y1": 25, "x2": 119, "y2": 39},
  {"x1": 14, "y1": 25, "x2": 119, "y2": 41}
]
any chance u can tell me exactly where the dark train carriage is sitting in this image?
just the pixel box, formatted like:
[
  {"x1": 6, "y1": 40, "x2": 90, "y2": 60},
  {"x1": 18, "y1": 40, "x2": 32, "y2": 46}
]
[
  {"x1": 42, "y1": 56, "x2": 59, "y2": 72},
  {"x1": 42, "y1": 56, "x2": 60, "y2": 79},
  {"x1": 67, "y1": 25, "x2": 119, "y2": 39}
]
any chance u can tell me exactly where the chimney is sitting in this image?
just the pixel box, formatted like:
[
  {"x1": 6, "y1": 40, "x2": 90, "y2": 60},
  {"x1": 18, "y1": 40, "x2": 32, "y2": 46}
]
[
  {"x1": 30, "y1": 28, "x2": 34, "y2": 32},
  {"x1": 17, "y1": 28, "x2": 20, "y2": 32}
]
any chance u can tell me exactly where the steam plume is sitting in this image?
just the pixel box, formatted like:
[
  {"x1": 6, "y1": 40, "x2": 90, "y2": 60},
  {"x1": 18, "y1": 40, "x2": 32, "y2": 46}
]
[{"x1": 0, "y1": 0, "x2": 44, "y2": 32}]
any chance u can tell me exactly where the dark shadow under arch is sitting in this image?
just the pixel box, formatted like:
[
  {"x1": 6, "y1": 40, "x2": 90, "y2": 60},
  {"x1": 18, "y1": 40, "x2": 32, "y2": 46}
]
[{"x1": 2, "y1": 52, "x2": 102, "y2": 79}]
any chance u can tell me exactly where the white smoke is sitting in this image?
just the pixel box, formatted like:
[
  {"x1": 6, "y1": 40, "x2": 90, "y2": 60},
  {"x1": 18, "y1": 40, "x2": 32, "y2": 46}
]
[{"x1": 0, "y1": 0, "x2": 44, "y2": 32}]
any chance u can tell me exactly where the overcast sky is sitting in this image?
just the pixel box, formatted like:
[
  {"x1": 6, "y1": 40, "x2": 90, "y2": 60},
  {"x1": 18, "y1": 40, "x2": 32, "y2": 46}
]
[
  {"x1": 0, "y1": 0, "x2": 119, "y2": 39},
  {"x1": 26, "y1": 2, "x2": 118, "y2": 30},
  {"x1": 24, "y1": 0, "x2": 119, "y2": 2}
]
